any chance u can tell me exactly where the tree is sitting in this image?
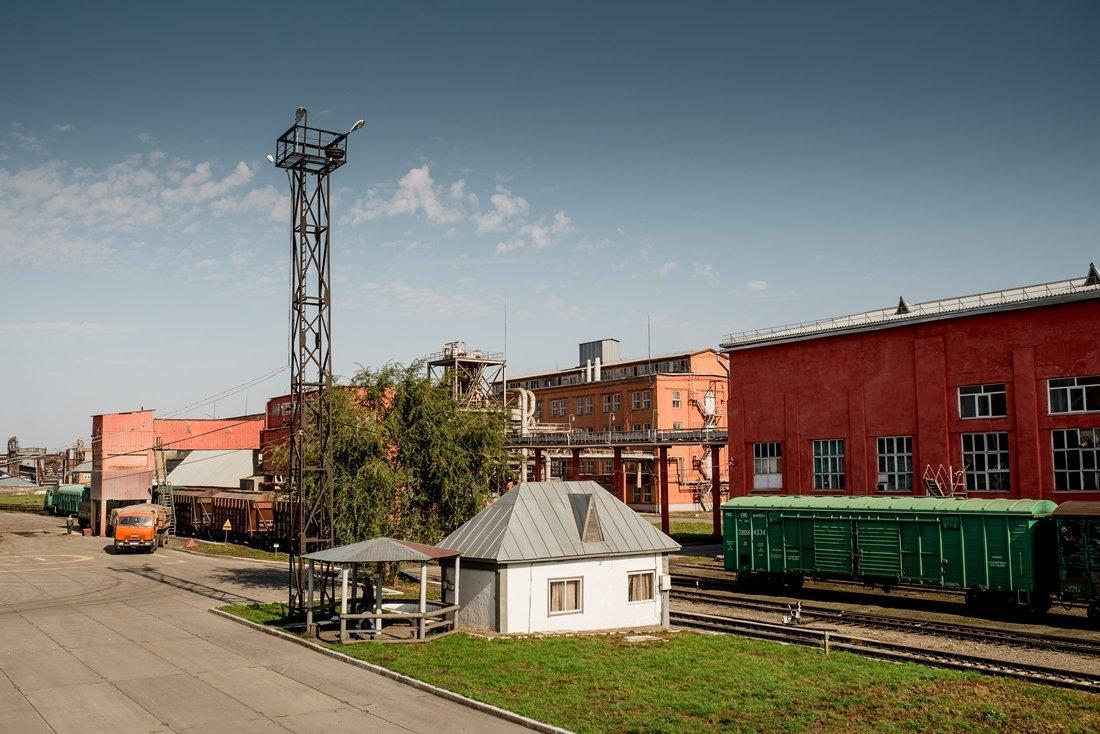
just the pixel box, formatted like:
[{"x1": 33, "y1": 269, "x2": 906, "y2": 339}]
[{"x1": 270, "y1": 362, "x2": 508, "y2": 546}]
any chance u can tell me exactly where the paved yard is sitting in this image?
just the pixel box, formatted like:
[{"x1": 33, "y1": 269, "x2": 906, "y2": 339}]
[{"x1": 0, "y1": 512, "x2": 529, "y2": 733}]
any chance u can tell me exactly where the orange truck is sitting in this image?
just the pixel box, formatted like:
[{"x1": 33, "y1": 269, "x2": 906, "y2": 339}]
[{"x1": 111, "y1": 504, "x2": 171, "y2": 553}]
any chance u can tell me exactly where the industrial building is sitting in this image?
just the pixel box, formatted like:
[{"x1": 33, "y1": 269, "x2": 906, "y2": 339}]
[
  {"x1": 505, "y1": 340, "x2": 728, "y2": 512},
  {"x1": 721, "y1": 264, "x2": 1100, "y2": 502},
  {"x1": 441, "y1": 481, "x2": 679, "y2": 634},
  {"x1": 90, "y1": 409, "x2": 264, "y2": 535}
]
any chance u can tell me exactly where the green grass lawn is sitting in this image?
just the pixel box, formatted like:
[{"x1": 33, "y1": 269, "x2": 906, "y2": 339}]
[
  {"x1": 178, "y1": 539, "x2": 288, "y2": 563},
  {"x1": 0, "y1": 494, "x2": 44, "y2": 510},
  {"x1": 654, "y1": 519, "x2": 717, "y2": 545},
  {"x1": 220, "y1": 602, "x2": 1099, "y2": 733}
]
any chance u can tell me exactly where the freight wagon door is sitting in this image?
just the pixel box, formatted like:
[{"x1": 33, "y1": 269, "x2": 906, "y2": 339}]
[
  {"x1": 855, "y1": 521, "x2": 901, "y2": 580},
  {"x1": 812, "y1": 519, "x2": 854, "y2": 575},
  {"x1": 939, "y1": 516, "x2": 964, "y2": 588},
  {"x1": 900, "y1": 520, "x2": 944, "y2": 584}
]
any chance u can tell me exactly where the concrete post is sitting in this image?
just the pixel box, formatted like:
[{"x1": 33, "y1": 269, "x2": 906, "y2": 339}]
[
  {"x1": 418, "y1": 563, "x2": 427, "y2": 640},
  {"x1": 711, "y1": 444, "x2": 722, "y2": 540},
  {"x1": 659, "y1": 446, "x2": 670, "y2": 535},
  {"x1": 374, "y1": 570, "x2": 384, "y2": 635},
  {"x1": 453, "y1": 556, "x2": 461, "y2": 630},
  {"x1": 613, "y1": 447, "x2": 625, "y2": 502},
  {"x1": 306, "y1": 560, "x2": 315, "y2": 635},
  {"x1": 339, "y1": 564, "x2": 349, "y2": 643},
  {"x1": 98, "y1": 499, "x2": 107, "y2": 537}
]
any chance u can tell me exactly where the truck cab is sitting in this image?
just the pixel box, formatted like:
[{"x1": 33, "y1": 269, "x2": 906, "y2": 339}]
[{"x1": 112, "y1": 504, "x2": 169, "y2": 553}]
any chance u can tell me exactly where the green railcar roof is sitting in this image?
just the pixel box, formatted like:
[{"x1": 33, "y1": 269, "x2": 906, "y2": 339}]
[
  {"x1": 721, "y1": 495, "x2": 1056, "y2": 516},
  {"x1": 56, "y1": 483, "x2": 88, "y2": 497}
]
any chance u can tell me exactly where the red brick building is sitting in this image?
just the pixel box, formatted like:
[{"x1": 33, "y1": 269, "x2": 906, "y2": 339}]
[{"x1": 721, "y1": 265, "x2": 1100, "y2": 502}]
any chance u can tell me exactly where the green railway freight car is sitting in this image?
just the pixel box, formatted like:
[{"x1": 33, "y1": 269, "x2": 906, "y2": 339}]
[
  {"x1": 722, "y1": 496, "x2": 1056, "y2": 611},
  {"x1": 1053, "y1": 501, "x2": 1100, "y2": 623},
  {"x1": 49, "y1": 484, "x2": 89, "y2": 516}
]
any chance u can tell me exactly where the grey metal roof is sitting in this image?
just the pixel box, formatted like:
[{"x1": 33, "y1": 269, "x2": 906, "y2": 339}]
[
  {"x1": 165, "y1": 450, "x2": 254, "y2": 489},
  {"x1": 0, "y1": 474, "x2": 36, "y2": 488},
  {"x1": 71, "y1": 460, "x2": 93, "y2": 473},
  {"x1": 439, "y1": 481, "x2": 680, "y2": 563},
  {"x1": 303, "y1": 537, "x2": 459, "y2": 564},
  {"x1": 721, "y1": 267, "x2": 1100, "y2": 350}
]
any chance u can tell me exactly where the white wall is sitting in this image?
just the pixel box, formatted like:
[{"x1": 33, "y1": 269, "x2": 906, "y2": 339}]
[{"x1": 501, "y1": 553, "x2": 666, "y2": 634}]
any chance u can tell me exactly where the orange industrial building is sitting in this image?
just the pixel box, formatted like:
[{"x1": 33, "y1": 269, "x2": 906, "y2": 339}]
[
  {"x1": 90, "y1": 409, "x2": 264, "y2": 535},
  {"x1": 506, "y1": 340, "x2": 728, "y2": 511}
]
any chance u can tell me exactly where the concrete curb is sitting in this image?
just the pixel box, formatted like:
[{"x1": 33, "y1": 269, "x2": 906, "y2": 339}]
[
  {"x1": 171, "y1": 546, "x2": 288, "y2": 567},
  {"x1": 209, "y1": 608, "x2": 573, "y2": 734}
]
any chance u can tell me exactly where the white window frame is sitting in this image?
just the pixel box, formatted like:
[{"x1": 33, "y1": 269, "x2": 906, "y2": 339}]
[
  {"x1": 962, "y1": 432, "x2": 1011, "y2": 492},
  {"x1": 1052, "y1": 428, "x2": 1100, "y2": 492},
  {"x1": 1049, "y1": 376, "x2": 1100, "y2": 415},
  {"x1": 752, "y1": 441, "x2": 782, "y2": 491},
  {"x1": 672, "y1": 421, "x2": 682, "y2": 430},
  {"x1": 627, "y1": 571, "x2": 655, "y2": 603},
  {"x1": 548, "y1": 577, "x2": 583, "y2": 616},
  {"x1": 812, "y1": 439, "x2": 845, "y2": 490},
  {"x1": 958, "y1": 383, "x2": 1007, "y2": 419},
  {"x1": 876, "y1": 436, "x2": 913, "y2": 492},
  {"x1": 671, "y1": 391, "x2": 681, "y2": 408}
]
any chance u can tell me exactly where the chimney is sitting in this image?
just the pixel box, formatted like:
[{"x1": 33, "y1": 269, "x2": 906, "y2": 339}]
[
  {"x1": 594, "y1": 357, "x2": 602, "y2": 382},
  {"x1": 585, "y1": 359, "x2": 593, "y2": 383}
]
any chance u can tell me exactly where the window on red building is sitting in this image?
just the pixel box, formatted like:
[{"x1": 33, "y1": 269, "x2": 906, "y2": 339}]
[
  {"x1": 876, "y1": 436, "x2": 913, "y2": 491},
  {"x1": 1049, "y1": 376, "x2": 1100, "y2": 414},
  {"x1": 672, "y1": 391, "x2": 682, "y2": 408},
  {"x1": 958, "y1": 384, "x2": 1007, "y2": 419},
  {"x1": 1053, "y1": 428, "x2": 1100, "y2": 492},
  {"x1": 962, "y1": 432, "x2": 1010, "y2": 491},
  {"x1": 812, "y1": 439, "x2": 845, "y2": 490},
  {"x1": 753, "y1": 442, "x2": 782, "y2": 490}
]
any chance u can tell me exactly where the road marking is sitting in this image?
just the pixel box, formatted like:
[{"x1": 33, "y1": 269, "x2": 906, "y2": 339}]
[{"x1": 0, "y1": 553, "x2": 94, "y2": 572}]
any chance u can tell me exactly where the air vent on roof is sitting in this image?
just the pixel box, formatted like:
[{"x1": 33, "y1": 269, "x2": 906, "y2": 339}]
[
  {"x1": 896, "y1": 297, "x2": 912, "y2": 315},
  {"x1": 569, "y1": 494, "x2": 603, "y2": 543},
  {"x1": 1086, "y1": 262, "x2": 1100, "y2": 287}
]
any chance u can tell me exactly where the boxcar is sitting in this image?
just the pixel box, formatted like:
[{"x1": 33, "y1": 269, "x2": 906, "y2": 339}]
[
  {"x1": 211, "y1": 491, "x2": 274, "y2": 538},
  {"x1": 1053, "y1": 501, "x2": 1100, "y2": 623},
  {"x1": 170, "y1": 488, "x2": 215, "y2": 536},
  {"x1": 50, "y1": 484, "x2": 89, "y2": 516},
  {"x1": 722, "y1": 496, "x2": 1056, "y2": 611}
]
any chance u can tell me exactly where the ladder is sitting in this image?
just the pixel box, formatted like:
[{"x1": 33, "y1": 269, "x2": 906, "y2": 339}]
[{"x1": 152, "y1": 441, "x2": 174, "y2": 536}]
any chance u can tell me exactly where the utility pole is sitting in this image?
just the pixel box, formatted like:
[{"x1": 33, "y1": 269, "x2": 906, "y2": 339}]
[{"x1": 270, "y1": 108, "x2": 365, "y2": 616}]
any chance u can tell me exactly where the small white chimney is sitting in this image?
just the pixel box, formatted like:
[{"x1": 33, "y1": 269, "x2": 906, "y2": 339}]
[
  {"x1": 585, "y1": 359, "x2": 593, "y2": 383},
  {"x1": 594, "y1": 357, "x2": 602, "y2": 382}
]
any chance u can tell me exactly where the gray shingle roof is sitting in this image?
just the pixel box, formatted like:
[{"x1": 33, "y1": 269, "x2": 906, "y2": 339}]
[
  {"x1": 439, "y1": 481, "x2": 680, "y2": 563},
  {"x1": 166, "y1": 450, "x2": 254, "y2": 489}
]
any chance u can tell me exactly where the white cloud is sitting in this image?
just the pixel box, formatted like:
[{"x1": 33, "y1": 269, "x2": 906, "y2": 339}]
[
  {"x1": 360, "y1": 279, "x2": 487, "y2": 316},
  {"x1": 575, "y1": 236, "x2": 610, "y2": 252},
  {"x1": 746, "y1": 280, "x2": 768, "y2": 291},
  {"x1": 161, "y1": 161, "x2": 252, "y2": 205},
  {"x1": 195, "y1": 258, "x2": 217, "y2": 268},
  {"x1": 522, "y1": 211, "x2": 572, "y2": 250},
  {"x1": 136, "y1": 132, "x2": 156, "y2": 145},
  {"x1": 52, "y1": 124, "x2": 74, "y2": 134},
  {"x1": 0, "y1": 321, "x2": 134, "y2": 335},
  {"x1": 495, "y1": 237, "x2": 524, "y2": 254},
  {"x1": 211, "y1": 185, "x2": 285, "y2": 222},
  {"x1": 10, "y1": 131, "x2": 41, "y2": 152},
  {"x1": 471, "y1": 186, "x2": 528, "y2": 233},
  {"x1": 656, "y1": 261, "x2": 679, "y2": 276},
  {"x1": 693, "y1": 262, "x2": 717, "y2": 282},
  {"x1": 457, "y1": 276, "x2": 473, "y2": 284},
  {"x1": 348, "y1": 165, "x2": 464, "y2": 225}
]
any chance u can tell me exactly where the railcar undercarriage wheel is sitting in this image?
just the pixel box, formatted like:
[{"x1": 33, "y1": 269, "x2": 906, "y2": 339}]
[{"x1": 1089, "y1": 602, "x2": 1100, "y2": 626}]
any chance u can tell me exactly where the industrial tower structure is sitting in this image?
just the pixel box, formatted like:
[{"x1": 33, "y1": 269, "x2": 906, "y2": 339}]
[
  {"x1": 272, "y1": 108, "x2": 364, "y2": 615},
  {"x1": 427, "y1": 341, "x2": 507, "y2": 411}
]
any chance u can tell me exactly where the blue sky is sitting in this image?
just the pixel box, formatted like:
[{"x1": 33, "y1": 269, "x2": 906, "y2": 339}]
[{"x1": 3, "y1": 1, "x2": 1099, "y2": 447}]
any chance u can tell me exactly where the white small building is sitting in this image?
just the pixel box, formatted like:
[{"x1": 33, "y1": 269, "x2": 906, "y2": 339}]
[{"x1": 440, "y1": 481, "x2": 680, "y2": 634}]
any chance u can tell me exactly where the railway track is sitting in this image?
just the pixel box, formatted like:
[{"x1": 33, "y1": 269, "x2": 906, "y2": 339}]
[
  {"x1": 670, "y1": 609, "x2": 1100, "y2": 694},
  {"x1": 671, "y1": 585, "x2": 1100, "y2": 658}
]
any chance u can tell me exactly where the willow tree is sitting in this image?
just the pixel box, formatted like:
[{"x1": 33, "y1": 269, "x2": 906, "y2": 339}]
[{"x1": 270, "y1": 362, "x2": 509, "y2": 546}]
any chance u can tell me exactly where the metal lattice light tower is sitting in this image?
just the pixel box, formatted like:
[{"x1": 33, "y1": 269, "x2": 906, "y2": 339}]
[{"x1": 271, "y1": 108, "x2": 365, "y2": 615}]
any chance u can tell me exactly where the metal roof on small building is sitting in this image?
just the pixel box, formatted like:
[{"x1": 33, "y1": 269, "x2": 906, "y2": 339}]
[
  {"x1": 721, "y1": 495, "x2": 1057, "y2": 516},
  {"x1": 303, "y1": 537, "x2": 459, "y2": 564},
  {"x1": 440, "y1": 481, "x2": 681, "y2": 563},
  {"x1": 165, "y1": 450, "x2": 254, "y2": 489},
  {"x1": 0, "y1": 474, "x2": 36, "y2": 488}
]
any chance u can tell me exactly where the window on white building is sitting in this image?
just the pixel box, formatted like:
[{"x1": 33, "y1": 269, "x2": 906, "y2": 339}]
[
  {"x1": 962, "y1": 432, "x2": 1010, "y2": 491},
  {"x1": 1053, "y1": 428, "x2": 1100, "y2": 492},
  {"x1": 549, "y1": 578, "x2": 582, "y2": 614},
  {"x1": 958, "y1": 383, "x2": 1007, "y2": 419},
  {"x1": 627, "y1": 571, "x2": 655, "y2": 602},
  {"x1": 1049, "y1": 376, "x2": 1100, "y2": 414},
  {"x1": 671, "y1": 391, "x2": 681, "y2": 408},
  {"x1": 812, "y1": 439, "x2": 846, "y2": 490},
  {"x1": 876, "y1": 436, "x2": 913, "y2": 491},
  {"x1": 753, "y1": 442, "x2": 782, "y2": 490}
]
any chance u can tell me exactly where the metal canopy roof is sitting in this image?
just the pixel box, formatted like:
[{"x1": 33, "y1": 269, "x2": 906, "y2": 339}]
[
  {"x1": 302, "y1": 537, "x2": 459, "y2": 564},
  {"x1": 165, "y1": 450, "x2": 255, "y2": 489},
  {"x1": 721, "y1": 495, "x2": 1057, "y2": 516},
  {"x1": 440, "y1": 481, "x2": 680, "y2": 563}
]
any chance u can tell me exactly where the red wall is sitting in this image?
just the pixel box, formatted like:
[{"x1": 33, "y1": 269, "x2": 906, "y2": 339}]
[
  {"x1": 726, "y1": 298, "x2": 1100, "y2": 502},
  {"x1": 153, "y1": 416, "x2": 263, "y2": 450}
]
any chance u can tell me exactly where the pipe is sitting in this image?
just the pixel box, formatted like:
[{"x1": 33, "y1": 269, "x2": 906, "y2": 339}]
[
  {"x1": 585, "y1": 359, "x2": 592, "y2": 383},
  {"x1": 594, "y1": 357, "x2": 601, "y2": 382}
]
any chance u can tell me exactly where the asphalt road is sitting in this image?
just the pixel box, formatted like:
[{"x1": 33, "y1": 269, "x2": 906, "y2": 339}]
[{"x1": 0, "y1": 511, "x2": 528, "y2": 734}]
